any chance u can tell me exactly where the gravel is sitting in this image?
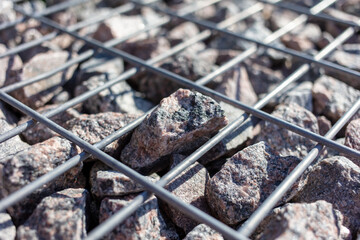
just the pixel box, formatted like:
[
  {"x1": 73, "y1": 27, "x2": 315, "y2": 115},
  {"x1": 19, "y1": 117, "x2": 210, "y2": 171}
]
[
  {"x1": 255, "y1": 200, "x2": 351, "y2": 240},
  {"x1": 293, "y1": 156, "x2": 360, "y2": 233},
  {"x1": 0, "y1": 136, "x2": 84, "y2": 224},
  {"x1": 99, "y1": 195, "x2": 179, "y2": 240},
  {"x1": 17, "y1": 188, "x2": 89, "y2": 240},
  {"x1": 256, "y1": 103, "x2": 319, "y2": 158},
  {"x1": 206, "y1": 141, "x2": 300, "y2": 225},
  {"x1": 121, "y1": 89, "x2": 228, "y2": 174},
  {"x1": 344, "y1": 118, "x2": 360, "y2": 166}
]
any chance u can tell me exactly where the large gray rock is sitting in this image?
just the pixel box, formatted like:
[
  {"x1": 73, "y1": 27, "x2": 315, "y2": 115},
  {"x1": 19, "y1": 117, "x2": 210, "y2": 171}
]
[
  {"x1": 163, "y1": 154, "x2": 211, "y2": 233},
  {"x1": 0, "y1": 212, "x2": 15, "y2": 240},
  {"x1": 255, "y1": 201, "x2": 351, "y2": 240},
  {"x1": 66, "y1": 112, "x2": 140, "y2": 158},
  {"x1": 121, "y1": 89, "x2": 228, "y2": 174},
  {"x1": 0, "y1": 136, "x2": 84, "y2": 224},
  {"x1": 206, "y1": 142, "x2": 300, "y2": 225},
  {"x1": 11, "y1": 51, "x2": 78, "y2": 109},
  {"x1": 90, "y1": 162, "x2": 160, "y2": 199},
  {"x1": 99, "y1": 195, "x2": 179, "y2": 240},
  {"x1": 293, "y1": 156, "x2": 360, "y2": 233},
  {"x1": 17, "y1": 188, "x2": 89, "y2": 240},
  {"x1": 183, "y1": 224, "x2": 223, "y2": 240},
  {"x1": 256, "y1": 103, "x2": 319, "y2": 159},
  {"x1": 344, "y1": 118, "x2": 360, "y2": 166},
  {"x1": 312, "y1": 75, "x2": 360, "y2": 122}
]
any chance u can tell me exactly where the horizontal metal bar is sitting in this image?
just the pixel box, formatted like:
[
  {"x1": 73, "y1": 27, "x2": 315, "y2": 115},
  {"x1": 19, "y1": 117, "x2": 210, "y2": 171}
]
[
  {"x1": 260, "y1": 0, "x2": 360, "y2": 28},
  {"x1": 0, "y1": 0, "x2": 245, "y2": 143},
  {"x1": 131, "y1": 0, "x2": 360, "y2": 81},
  {"x1": 0, "y1": 3, "x2": 137, "y2": 59},
  {"x1": 17, "y1": 6, "x2": 360, "y2": 159},
  {"x1": 87, "y1": 22, "x2": 355, "y2": 239},
  {"x1": 0, "y1": 90, "x2": 248, "y2": 240},
  {"x1": 238, "y1": 96, "x2": 360, "y2": 237},
  {"x1": 0, "y1": 0, "x2": 90, "y2": 31}
]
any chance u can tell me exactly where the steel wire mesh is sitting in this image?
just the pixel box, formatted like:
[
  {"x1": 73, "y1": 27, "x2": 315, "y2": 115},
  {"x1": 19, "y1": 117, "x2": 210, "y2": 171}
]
[{"x1": 0, "y1": 0, "x2": 359, "y2": 239}]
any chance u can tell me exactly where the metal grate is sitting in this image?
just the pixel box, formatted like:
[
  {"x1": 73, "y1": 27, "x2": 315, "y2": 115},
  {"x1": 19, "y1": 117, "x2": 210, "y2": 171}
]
[{"x1": 0, "y1": 0, "x2": 359, "y2": 239}]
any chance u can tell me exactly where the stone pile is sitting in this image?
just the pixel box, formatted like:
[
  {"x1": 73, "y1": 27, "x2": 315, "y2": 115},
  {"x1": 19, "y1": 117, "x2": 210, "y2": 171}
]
[{"x1": 0, "y1": 0, "x2": 359, "y2": 239}]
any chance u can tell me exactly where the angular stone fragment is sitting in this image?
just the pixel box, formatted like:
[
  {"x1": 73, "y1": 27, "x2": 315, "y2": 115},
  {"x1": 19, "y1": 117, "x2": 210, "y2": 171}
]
[
  {"x1": 19, "y1": 28, "x2": 48, "y2": 63},
  {"x1": 206, "y1": 142, "x2": 300, "y2": 225},
  {"x1": 90, "y1": 162, "x2": 160, "y2": 199},
  {"x1": 121, "y1": 89, "x2": 228, "y2": 174},
  {"x1": 92, "y1": 13, "x2": 161, "y2": 43},
  {"x1": 168, "y1": 22, "x2": 200, "y2": 43},
  {"x1": 183, "y1": 224, "x2": 223, "y2": 240},
  {"x1": 119, "y1": 37, "x2": 170, "y2": 60},
  {"x1": 138, "y1": 53, "x2": 217, "y2": 103},
  {"x1": 66, "y1": 112, "x2": 140, "y2": 158},
  {"x1": 99, "y1": 195, "x2": 179, "y2": 240},
  {"x1": 344, "y1": 118, "x2": 360, "y2": 166},
  {"x1": 312, "y1": 75, "x2": 360, "y2": 122},
  {"x1": 293, "y1": 156, "x2": 360, "y2": 233},
  {"x1": 317, "y1": 116, "x2": 332, "y2": 136},
  {"x1": 275, "y1": 81, "x2": 313, "y2": 111},
  {"x1": 17, "y1": 188, "x2": 89, "y2": 240},
  {"x1": 0, "y1": 103, "x2": 29, "y2": 160},
  {"x1": 0, "y1": 136, "x2": 84, "y2": 224},
  {"x1": 281, "y1": 34, "x2": 314, "y2": 52},
  {"x1": 256, "y1": 103, "x2": 319, "y2": 159},
  {"x1": 255, "y1": 201, "x2": 351, "y2": 240},
  {"x1": 245, "y1": 60, "x2": 284, "y2": 96},
  {"x1": 215, "y1": 64, "x2": 258, "y2": 106},
  {"x1": 0, "y1": 44, "x2": 22, "y2": 87},
  {"x1": 11, "y1": 51, "x2": 78, "y2": 109},
  {"x1": 0, "y1": 1, "x2": 16, "y2": 44},
  {"x1": 163, "y1": 154, "x2": 211, "y2": 233},
  {"x1": 75, "y1": 75, "x2": 154, "y2": 115},
  {"x1": 198, "y1": 101, "x2": 256, "y2": 165},
  {"x1": 0, "y1": 212, "x2": 15, "y2": 240},
  {"x1": 21, "y1": 104, "x2": 80, "y2": 145}
]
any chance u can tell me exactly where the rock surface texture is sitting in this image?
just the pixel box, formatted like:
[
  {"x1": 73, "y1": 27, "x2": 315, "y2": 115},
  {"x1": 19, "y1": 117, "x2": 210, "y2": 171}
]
[
  {"x1": 344, "y1": 118, "x2": 360, "y2": 166},
  {"x1": 293, "y1": 156, "x2": 360, "y2": 233},
  {"x1": 66, "y1": 112, "x2": 139, "y2": 158},
  {"x1": 17, "y1": 188, "x2": 89, "y2": 240},
  {"x1": 121, "y1": 89, "x2": 228, "y2": 174},
  {"x1": 206, "y1": 141, "x2": 300, "y2": 225},
  {"x1": 256, "y1": 103, "x2": 319, "y2": 159},
  {"x1": 0, "y1": 102, "x2": 29, "y2": 160},
  {"x1": 0, "y1": 136, "x2": 84, "y2": 224},
  {"x1": 90, "y1": 162, "x2": 160, "y2": 199},
  {"x1": 11, "y1": 51, "x2": 78, "y2": 109},
  {"x1": 183, "y1": 224, "x2": 223, "y2": 240},
  {"x1": 21, "y1": 104, "x2": 80, "y2": 144},
  {"x1": 163, "y1": 154, "x2": 211, "y2": 233},
  {"x1": 312, "y1": 75, "x2": 360, "y2": 122},
  {"x1": 256, "y1": 201, "x2": 350, "y2": 240},
  {"x1": 0, "y1": 212, "x2": 16, "y2": 240},
  {"x1": 99, "y1": 195, "x2": 178, "y2": 240}
]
